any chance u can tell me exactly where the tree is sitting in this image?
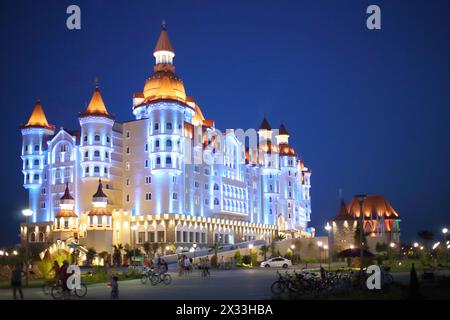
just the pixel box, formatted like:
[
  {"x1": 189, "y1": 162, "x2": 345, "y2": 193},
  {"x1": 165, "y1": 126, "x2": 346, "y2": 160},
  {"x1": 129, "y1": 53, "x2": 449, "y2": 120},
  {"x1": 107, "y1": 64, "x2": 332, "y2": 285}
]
[
  {"x1": 86, "y1": 248, "x2": 97, "y2": 266},
  {"x1": 354, "y1": 221, "x2": 368, "y2": 249},
  {"x1": 274, "y1": 234, "x2": 286, "y2": 242},
  {"x1": 124, "y1": 244, "x2": 141, "y2": 265},
  {"x1": 143, "y1": 242, "x2": 151, "y2": 258},
  {"x1": 259, "y1": 245, "x2": 270, "y2": 261},
  {"x1": 151, "y1": 243, "x2": 160, "y2": 257},
  {"x1": 234, "y1": 247, "x2": 242, "y2": 265},
  {"x1": 209, "y1": 242, "x2": 222, "y2": 268},
  {"x1": 112, "y1": 244, "x2": 123, "y2": 267},
  {"x1": 98, "y1": 251, "x2": 109, "y2": 265}
]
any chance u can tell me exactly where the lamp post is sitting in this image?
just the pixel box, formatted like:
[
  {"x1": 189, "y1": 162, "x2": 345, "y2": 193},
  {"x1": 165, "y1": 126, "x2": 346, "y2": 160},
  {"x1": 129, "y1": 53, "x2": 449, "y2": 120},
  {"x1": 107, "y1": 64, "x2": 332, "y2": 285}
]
[
  {"x1": 130, "y1": 225, "x2": 137, "y2": 266},
  {"x1": 355, "y1": 194, "x2": 366, "y2": 276},
  {"x1": 325, "y1": 222, "x2": 332, "y2": 270},
  {"x1": 22, "y1": 209, "x2": 33, "y2": 287}
]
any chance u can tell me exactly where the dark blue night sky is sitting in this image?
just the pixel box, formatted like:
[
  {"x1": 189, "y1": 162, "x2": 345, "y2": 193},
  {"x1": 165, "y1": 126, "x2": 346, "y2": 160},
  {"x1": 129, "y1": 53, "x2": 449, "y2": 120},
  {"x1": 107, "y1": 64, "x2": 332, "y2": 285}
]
[{"x1": 1, "y1": 0, "x2": 449, "y2": 245}]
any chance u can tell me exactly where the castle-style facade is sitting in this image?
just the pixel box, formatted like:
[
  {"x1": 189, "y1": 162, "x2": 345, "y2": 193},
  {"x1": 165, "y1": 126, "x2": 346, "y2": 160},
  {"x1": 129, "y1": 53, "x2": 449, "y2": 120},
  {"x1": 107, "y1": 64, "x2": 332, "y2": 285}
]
[
  {"x1": 330, "y1": 195, "x2": 401, "y2": 253},
  {"x1": 19, "y1": 24, "x2": 312, "y2": 255}
]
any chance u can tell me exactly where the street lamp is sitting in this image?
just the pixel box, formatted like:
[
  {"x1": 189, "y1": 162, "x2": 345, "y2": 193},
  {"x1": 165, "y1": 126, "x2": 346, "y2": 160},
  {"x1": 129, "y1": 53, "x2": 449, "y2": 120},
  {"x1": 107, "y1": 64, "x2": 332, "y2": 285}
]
[
  {"x1": 413, "y1": 242, "x2": 419, "y2": 248},
  {"x1": 355, "y1": 194, "x2": 367, "y2": 275},
  {"x1": 22, "y1": 209, "x2": 33, "y2": 287},
  {"x1": 325, "y1": 222, "x2": 332, "y2": 271},
  {"x1": 130, "y1": 224, "x2": 137, "y2": 266}
]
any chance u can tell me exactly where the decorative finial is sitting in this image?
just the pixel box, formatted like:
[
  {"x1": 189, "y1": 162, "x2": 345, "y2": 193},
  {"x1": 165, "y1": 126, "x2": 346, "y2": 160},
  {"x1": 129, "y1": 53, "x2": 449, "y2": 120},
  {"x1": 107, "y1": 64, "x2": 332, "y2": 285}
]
[
  {"x1": 162, "y1": 19, "x2": 167, "y2": 29},
  {"x1": 94, "y1": 76, "x2": 99, "y2": 88}
]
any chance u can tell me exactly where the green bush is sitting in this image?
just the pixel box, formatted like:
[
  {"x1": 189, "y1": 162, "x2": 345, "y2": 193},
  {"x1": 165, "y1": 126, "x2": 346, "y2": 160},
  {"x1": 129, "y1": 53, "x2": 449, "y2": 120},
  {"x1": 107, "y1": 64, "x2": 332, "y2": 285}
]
[
  {"x1": 234, "y1": 248, "x2": 242, "y2": 265},
  {"x1": 291, "y1": 254, "x2": 301, "y2": 264},
  {"x1": 242, "y1": 255, "x2": 252, "y2": 265},
  {"x1": 211, "y1": 254, "x2": 218, "y2": 268},
  {"x1": 251, "y1": 250, "x2": 258, "y2": 267}
]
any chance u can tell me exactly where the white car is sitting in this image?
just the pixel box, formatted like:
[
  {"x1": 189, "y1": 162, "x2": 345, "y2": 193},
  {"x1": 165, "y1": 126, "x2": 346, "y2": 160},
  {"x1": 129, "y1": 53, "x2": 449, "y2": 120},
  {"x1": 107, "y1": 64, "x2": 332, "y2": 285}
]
[{"x1": 260, "y1": 257, "x2": 292, "y2": 268}]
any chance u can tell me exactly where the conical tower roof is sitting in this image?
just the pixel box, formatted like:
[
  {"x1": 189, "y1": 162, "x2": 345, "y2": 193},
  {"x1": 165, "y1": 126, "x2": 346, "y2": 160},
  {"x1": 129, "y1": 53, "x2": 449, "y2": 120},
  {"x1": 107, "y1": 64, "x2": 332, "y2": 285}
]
[
  {"x1": 279, "y1": 124, "x2": 289, "y2": 135},
  {"x1": 259, "y1": 117, "x2": 271, "y2": 131},
  {"x1": 22, "y1": 100, "x2": 55, "y2": 130},
  {"x1": 60, "y1": 183, "x2": 74, "y2": 200},
  {"x1": 93, "y1": 179, "x2": 108, "y2": 199},
  {"x1": 154, "y1": 20, "x2": 174, "y2": 53},
  {"x1": 80, "y1": 85, "x2": 115, "y2": 119}
]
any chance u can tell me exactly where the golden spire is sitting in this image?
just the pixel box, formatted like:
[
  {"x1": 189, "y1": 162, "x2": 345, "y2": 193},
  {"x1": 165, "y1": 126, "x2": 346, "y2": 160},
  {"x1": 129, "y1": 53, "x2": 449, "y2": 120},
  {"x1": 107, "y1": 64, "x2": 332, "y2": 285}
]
[
  {"x1": 23, "y1": 99, "x2": 54, "y2": 129},
  {"x1": 154, "y1": 19, "x2": 174, "y2": 54},
  {"x1": 85, "y1": 84, "x2": 109, "y2": 116}
]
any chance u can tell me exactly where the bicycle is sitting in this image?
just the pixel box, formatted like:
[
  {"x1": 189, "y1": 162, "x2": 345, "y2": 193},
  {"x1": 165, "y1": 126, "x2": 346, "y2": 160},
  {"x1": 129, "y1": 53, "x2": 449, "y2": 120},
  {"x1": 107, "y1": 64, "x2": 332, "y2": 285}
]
[
  {"x1": 150, "y1": 272, "x2": 172, "y2": 285},
  {"x1": 42, "y1": 279, "x2": 58, "y2": 295},
  {"x1": 51, "y1": 282, "x2": 88, "y2": 299},
  {"x1": 141, "y1": 268, "x2": 156, "y2": 284}
]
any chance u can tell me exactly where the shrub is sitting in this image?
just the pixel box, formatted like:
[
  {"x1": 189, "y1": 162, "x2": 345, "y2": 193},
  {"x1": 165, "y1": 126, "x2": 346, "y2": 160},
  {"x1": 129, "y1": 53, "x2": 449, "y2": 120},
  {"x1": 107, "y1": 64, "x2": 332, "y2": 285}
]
[
  {"x1": 242, "y1": 255, "x2": 252, "y2": 265},
  {"x1": 251, "y1": 250, "x2": 258, "y2": 267},
  {"x1": 234, "y1": 248, "x2": 242, "y2": 265},
  {"x1": 211, "y1": 254, "x2": 218, "y2": 268}
]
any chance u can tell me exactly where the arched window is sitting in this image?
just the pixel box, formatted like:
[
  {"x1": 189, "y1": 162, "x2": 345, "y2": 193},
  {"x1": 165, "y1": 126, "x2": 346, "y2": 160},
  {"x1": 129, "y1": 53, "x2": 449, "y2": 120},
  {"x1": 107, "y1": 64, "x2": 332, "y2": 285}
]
[
  {"x1": 155, "y1": 140, "x2": 160, "y2": 148},
  {"x1": 94, "y1": 135, "x2": 100, "y2": 142},
  {"x1": 38, "y1": 232, "x2": 44, "y2": 242},
  {"x1": 166, "y1": 139, "x2": 172, "y2": 147},
  {"x1": 94, "y1": 150, "x2": 100, "y2": 157},
  {"x1": 166, "y1": 157, "x2": 172, "y2": 165},
  {"x1": 60, "y1": 144, "x2": 67, "y2": 152},
  {"x1": 94, "y1": 166, "x2": 100, "y2": 173},
  {"x1": 214, "y1": 198, "x2": 219, "y2": 205},
  {"x1": 156, "y1": 157, "x2": 161, "y2": 165},
  {"x1": 85, "y1": 167, "x2": 89, "y2": 174},
  {"x1": 214, "y1": 183, "x2": 219, "y2": 191},
  {"x1": 30, "y1": 233, "x2": 36, "y2": 242}
]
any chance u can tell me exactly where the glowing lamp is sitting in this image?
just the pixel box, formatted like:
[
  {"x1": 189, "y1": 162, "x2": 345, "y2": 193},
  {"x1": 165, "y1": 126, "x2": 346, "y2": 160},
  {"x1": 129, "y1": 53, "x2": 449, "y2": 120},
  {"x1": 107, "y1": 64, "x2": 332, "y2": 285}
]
[{"x1": 22, "y1": 209, "x2": 33, "y2": 217}]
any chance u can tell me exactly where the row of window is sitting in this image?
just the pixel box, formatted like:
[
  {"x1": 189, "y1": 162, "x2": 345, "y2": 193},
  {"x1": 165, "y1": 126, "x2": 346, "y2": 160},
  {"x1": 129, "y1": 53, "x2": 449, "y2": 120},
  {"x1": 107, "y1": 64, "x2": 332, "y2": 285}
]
[
  {"x1": 137, "y1": 231, "x2": 166, "y2": 243},
  {"x1": 84, "y1": 150, "x2": 110, "y2": 159},
  {"x1": 84, "y1": 135, "x2": 111, "y2": 144}
]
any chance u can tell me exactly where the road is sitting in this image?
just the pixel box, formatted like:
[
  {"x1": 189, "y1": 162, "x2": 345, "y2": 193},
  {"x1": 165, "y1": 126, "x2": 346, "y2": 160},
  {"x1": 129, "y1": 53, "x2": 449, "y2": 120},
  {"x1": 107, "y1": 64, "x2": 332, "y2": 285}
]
[{"x1": 0, "y1": 268, "x2": 448, "y2": 300}]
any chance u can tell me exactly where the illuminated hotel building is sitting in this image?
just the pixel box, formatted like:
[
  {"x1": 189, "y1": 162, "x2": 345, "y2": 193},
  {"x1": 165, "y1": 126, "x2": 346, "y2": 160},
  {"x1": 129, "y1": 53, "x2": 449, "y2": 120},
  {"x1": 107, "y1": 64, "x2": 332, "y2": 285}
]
[{"x1": 19, "y1": 23, "x2": 313, "y2": 254}]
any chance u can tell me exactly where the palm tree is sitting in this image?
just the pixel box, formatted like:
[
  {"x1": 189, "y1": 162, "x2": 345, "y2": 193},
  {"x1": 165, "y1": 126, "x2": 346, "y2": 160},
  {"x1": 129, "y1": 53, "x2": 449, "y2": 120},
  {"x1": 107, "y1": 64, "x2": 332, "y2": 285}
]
[
  {"x1": 274, "y1": 234, "x2": 286, "y2": 242},
  {"x1": 98, "y1": 251, "x2": 109, "y2": 265},
  {"x1": 86, "y1": 248, "x2": 97, "y2": 266},
  {"x1": 259, "y1": 245, "x2": 270, "y2": 261},
  {"x1": 112, "y1": 244, "x2": 123, "y2": 267},
  {"x1": 124, "y1": 244, "x2": 141, "y2": 266},
  {"x1": 143, "y1": 242, "x2": 151, "y2": 259},
  {"x1": 208, "y1": 242, "x2": 221, "y2": 268}
]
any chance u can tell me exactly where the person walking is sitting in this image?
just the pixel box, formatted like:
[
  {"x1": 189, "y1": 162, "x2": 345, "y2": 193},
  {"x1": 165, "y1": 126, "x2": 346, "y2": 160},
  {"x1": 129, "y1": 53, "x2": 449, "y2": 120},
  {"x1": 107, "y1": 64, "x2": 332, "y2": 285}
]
[
  {"x1": 109, "y1": 276, "x2": 119, "y2": 299},
  {"x1": 11, "y1": 264, "x2": 24, "y2": 300}
]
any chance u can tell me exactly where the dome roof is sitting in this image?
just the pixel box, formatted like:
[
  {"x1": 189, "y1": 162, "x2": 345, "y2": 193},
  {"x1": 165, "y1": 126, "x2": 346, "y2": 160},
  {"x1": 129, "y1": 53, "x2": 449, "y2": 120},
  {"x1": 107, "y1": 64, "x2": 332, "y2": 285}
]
[{"x1": 143, "y1": 69, "x2": 186, "y2": 103}]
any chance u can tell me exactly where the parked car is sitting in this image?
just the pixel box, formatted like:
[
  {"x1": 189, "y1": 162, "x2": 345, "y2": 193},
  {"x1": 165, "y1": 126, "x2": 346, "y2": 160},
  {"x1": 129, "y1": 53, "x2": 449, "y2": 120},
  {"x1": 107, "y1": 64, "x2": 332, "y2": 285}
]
[{"x1": 260, "y1": 257, "x2": 292, "y2": 268}]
